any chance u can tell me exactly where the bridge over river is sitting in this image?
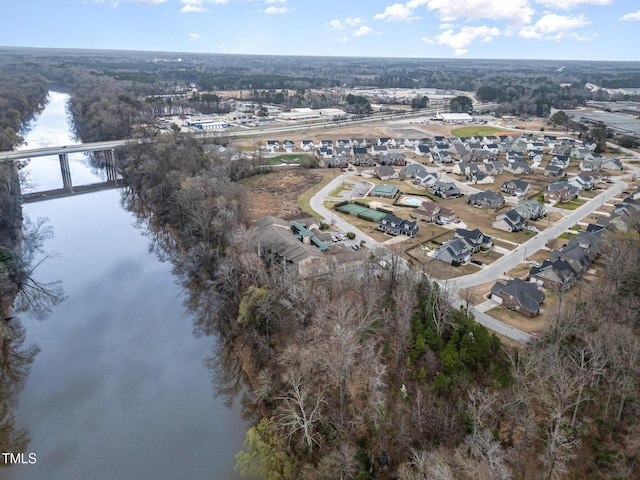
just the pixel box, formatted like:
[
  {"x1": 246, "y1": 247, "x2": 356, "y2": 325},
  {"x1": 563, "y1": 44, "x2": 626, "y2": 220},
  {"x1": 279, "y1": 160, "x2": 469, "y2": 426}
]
[{"x1": 0, "y1": 140, "x2": 130, "y2": 202}]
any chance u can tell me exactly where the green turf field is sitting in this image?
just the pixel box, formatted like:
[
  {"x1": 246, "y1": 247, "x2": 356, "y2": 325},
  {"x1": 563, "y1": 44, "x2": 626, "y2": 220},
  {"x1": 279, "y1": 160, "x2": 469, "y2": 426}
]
[
  {"x1": 336, "y1": 203, "x2": 388, "y2": 222},
  {"x1": 452, "y1": 126, "x2": 510, "y2": 137}
]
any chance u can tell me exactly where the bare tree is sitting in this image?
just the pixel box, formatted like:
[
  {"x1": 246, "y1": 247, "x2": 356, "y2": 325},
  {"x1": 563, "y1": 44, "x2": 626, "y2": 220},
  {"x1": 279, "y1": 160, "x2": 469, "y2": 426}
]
[{"x1": 275, "y1": 372, "x2": 326, "y2": 452}]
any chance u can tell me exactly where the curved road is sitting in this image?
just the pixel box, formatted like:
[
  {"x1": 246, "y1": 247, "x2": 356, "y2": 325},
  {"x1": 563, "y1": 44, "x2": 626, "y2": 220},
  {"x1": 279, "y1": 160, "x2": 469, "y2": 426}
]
[{"x1": 309, "y1": 150, "x2": 640, "y2": 345}]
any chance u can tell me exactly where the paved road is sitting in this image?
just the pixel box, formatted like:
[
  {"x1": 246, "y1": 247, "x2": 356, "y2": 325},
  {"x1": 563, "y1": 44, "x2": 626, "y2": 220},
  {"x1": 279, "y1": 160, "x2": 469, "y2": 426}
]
[
  {"x1": 309, "y1": 171, "x2": 381, "y2": 249},
  {"x1": 0, "y1": 139, "x2": 130, "y2": 161},
  {"x1": 308, "y1": 150, "x2": 640, "y2": 345}
]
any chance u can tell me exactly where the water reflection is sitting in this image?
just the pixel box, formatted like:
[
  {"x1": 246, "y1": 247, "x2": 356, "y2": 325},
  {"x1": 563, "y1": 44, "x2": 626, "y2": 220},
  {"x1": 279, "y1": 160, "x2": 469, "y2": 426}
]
[
  {"x1": 0, "y1": 321, "x2": 39, "y2": 459},
  {"x1": 121, "y1": 186, "x2": 254, "y2": 419}
]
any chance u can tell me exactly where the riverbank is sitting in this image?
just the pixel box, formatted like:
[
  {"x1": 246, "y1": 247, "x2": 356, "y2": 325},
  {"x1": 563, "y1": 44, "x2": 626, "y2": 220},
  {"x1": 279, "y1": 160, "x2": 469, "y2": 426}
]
[{"x1": 0, "y1": 163, "x2": 24, "y2": 320}]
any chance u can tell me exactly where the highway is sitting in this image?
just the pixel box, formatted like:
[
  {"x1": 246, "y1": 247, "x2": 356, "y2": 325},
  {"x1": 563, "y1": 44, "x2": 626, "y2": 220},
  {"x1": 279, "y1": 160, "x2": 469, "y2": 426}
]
[{"x1": 0, "y1": 139, "x2": 130, "y2": 162}]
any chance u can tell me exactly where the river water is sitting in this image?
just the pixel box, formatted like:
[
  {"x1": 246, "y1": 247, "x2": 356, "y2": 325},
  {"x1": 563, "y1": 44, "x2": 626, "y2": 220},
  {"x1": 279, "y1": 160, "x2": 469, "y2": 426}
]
[{"x1": 6, "y1": 92, "x2": 247, "y2": 480}]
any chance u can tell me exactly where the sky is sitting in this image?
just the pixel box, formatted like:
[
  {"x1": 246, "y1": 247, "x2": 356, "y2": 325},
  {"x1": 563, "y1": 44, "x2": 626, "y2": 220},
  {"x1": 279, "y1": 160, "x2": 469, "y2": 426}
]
[{"x1": 1, "y1": 0, "x2": 639, "y2": 60}]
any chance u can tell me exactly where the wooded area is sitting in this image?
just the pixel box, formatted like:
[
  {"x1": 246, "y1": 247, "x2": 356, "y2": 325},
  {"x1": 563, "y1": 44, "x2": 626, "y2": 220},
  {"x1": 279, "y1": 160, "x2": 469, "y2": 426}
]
[{"x1": 1, "y1": 48, "x2": 640, "y2": 477}]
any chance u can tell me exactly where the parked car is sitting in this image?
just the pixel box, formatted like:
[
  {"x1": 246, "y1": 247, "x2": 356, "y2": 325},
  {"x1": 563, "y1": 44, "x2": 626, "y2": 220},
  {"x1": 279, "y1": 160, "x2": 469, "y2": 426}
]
[{"x1": 470, "y1": 258, "x2": 483, "y2": 266}]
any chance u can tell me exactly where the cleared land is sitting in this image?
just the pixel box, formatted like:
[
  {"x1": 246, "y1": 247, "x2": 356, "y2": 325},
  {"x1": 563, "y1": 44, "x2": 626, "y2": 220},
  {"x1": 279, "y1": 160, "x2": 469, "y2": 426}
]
[{"x1": 451, "y1": 126, "x2": 510, "y2": 137}]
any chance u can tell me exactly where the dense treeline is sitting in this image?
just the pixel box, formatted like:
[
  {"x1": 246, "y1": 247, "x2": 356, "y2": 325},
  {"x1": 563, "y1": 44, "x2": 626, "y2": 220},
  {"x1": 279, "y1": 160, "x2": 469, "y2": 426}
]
[{"x1": 0, "y1": 73, "x2": 49, "y2": 150}]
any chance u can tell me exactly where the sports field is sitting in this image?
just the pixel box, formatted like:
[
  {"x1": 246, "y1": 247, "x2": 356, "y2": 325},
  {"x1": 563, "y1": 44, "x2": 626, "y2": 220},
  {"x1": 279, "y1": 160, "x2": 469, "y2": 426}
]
[
  {"x1": 452, "y1": 126, "x2": 510, "y2": 137},
  {"x1": 336, "y1": 203, "x2": 388, "y2": 222}
]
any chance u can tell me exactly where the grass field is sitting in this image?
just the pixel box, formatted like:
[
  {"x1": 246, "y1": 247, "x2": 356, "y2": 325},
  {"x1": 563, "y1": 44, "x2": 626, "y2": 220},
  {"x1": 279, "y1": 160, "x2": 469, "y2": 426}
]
[{"x1": 452, "y1": 126, "x2": 510, "y2": 137}]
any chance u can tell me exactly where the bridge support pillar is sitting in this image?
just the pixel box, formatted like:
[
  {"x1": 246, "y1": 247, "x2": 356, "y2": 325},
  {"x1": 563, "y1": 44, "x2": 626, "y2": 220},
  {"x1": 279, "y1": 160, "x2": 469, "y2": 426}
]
[
  {"x1": 58, "y1": 153, "x2": 72, "y2": 190},
  {"x1": 104, "y1": 149, "x2": 117, "y2": 181}
]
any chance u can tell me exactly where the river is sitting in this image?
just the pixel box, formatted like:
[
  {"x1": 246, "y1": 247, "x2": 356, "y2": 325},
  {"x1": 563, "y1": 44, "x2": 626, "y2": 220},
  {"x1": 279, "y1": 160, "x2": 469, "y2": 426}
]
[{"x1": 6, "y1": 92, "x2": 247, "y2": 480}]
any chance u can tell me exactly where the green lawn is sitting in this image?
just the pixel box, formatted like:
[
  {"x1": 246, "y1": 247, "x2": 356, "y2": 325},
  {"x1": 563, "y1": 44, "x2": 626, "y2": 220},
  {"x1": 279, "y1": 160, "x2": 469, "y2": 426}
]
[
  {"x1": 555, "y1": 198, "x2": 586, "y2": 210},
  {"x1": 452, "y1": 126, "x2": 510, "y2": 137}
]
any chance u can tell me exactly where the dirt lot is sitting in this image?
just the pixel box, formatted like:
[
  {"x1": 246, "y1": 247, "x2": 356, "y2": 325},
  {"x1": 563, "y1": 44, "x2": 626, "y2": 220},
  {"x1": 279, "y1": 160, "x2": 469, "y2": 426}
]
[{"x1": 241, "y1": 169, "x2": 327, "y2": 222}]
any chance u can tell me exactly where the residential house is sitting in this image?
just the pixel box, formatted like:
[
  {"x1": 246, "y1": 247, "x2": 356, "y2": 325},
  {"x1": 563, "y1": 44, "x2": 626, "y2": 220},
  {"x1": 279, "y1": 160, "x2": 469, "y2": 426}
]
[
  {"x1": 371, "y1": 144, "x2": 389, "y2": 156},
  {"x1": 326, "y1": 155, "x2": 348, "y2": 168},
  {"x1": 492, "y1": 209, "x2": 527, "y2": 232},
  {"x1": 552, "y1": 145, "x2": 572, "y2": 157},
  {"x1": 379, "y1": 153, "x2": 407, "y2": 166},
  {"x1": 415, "y1": 144, "x2": 432, "y2": 158},
  {"x1": 568, "y1": 230, "x2": 602, "y2": 260},
  {"x1": 437, "y1": 207, "x2": 457, "y2": 223},
  {"x1": 451, "y1": 162, "x2": 478, "y2": 177},
  {"x1": 528, "y1": 150, "x2": 544, "y2": 163},
  {"x1": 320, "y1": 139, "x2": 333, "y2": 148},
  {"x1": 515, "y1": 199, "x2": 546, "y2": 220},
  {"x1": 471, "y1": 150, "x2": 497, "y2": 163},
  {"x1": 504, "y1": 161, "x2": 532, "y2": 175},
  {"x1": 430, "y1": 181, "x2": 461, "y2": 199},
  {"x1": 506, "y1": 151, "x2": 525, "y2": 163},
  {"x1": 300, "y1": 139, "x2": 315, "y2": 151},
  {"x1": 544, "y1": 164, "x2": 566, "y2": 177},
  {"x1": 549, "y1": 155, "x2": 570, "y2": 168},
  {"x1": 544, "y1": 181, "x2": 579, "y2": 203},
  {"x1": 282, "y1": 140, "x2": 296, "y2": 152},
  {"x1": 490, "y1": 278, "x2": 545, "y2": 318},
  {"x1": 350, "y1": 138, "x2": 367, "y2": 148},
  {"x1": 414, "y1": 171, "x2": 440, "y2": 187},
  {"x1": 377, "y1": 214, "x2": 419, "y2": 237},
  {"x1": 501, "y1": 179, "x2": 531, "y2": 197},
  {"x1": 568, "y1": 172, "x2": 596, "y2": 191},
  {"x1": 317, "y1": 147, "x2": 334, "y2": 159},
  {"x1": 470, "y1": 171, "x2": 495, "y2": 184},
  {"x1": 601, "y1": 157, "x2": 623, "y2": 170},
  {"x1": 482, "y1": 160, "x2": 503, "y2": 176},
  {"x1": 378, "y1": 137, "x2": 393, "y2": 147},
  {"x1": 529, "y1": 259, "x2": 579, "y2": 292},
  {"x1": 572, "y1": 147, "x2": 592, "y2": 159},
  {"x1": 401, "y1": 164, "x2": 427, "y2": 179},
  {"x1": 336, "y1": 139, "x2": 350, "y2": 149},
  {"x1": 579, "y1": 154, "x2": 602, "y2": 172},
  {"x1": 265, "y1": 140, "x2": 280, "y2": 152},
  {"x1": 374, "y1": 165, "x2": 398, "y2": 181},
  {"x1": 411, "y1": 200, "x2": 441, "y2": 222},
  {"x1": 433, "y1": 238, "x2": 472, "y2": 264},
  {"x1": 455, "y1": 228, "x2": 493, "y2": 252},
  {"x1": 449, "y1": 143, "x2": 472, "y2": 162},
  {"x1": 550, "y1": 244, "x2": 591, "y2": 275},
  {"x1": 467, "y1": 190, "x2": 505, "y2": 209}
]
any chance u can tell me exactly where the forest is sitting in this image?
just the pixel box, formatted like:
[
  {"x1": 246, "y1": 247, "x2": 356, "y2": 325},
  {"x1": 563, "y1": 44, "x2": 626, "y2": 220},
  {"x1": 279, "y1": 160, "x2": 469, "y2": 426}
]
[{"x1": 1, "y1": 47, "x2": 640, "y2": 478}]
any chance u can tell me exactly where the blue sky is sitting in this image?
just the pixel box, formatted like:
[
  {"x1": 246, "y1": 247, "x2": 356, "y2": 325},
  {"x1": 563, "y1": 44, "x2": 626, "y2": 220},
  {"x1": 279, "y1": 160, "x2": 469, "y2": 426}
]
[{"x1": 2, "y1": 0, "x2": 639, "y2": 60}]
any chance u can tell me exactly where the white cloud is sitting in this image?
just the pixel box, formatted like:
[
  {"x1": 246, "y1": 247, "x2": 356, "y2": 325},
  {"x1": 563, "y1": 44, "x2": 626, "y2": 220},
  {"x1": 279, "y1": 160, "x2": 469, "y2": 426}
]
[
  {"x1": 374, "y1": 2, "x2": 423, "y2": 22},
  {"x1": 353, "y1": 26, "x2": 374, "y2": 36},
  {"x1": 327, "y1": 19, "x2": 345, "y2": 30},
  {"x1": 345, "y1": 17, "x2": 366, "y2": 26},
  {"x1": 620, "y1": 10, "x2": 640, "y2": 21},
  {"x1": 424, "y1": 25, "x2": 501, "y2": 55},
  {"x1": 180, "y1": 0, "x2": 227, "y2": 13},
  {"x1": 426, "y1": 0, "x2": 534, "y2": 26},
  {"x1": 535, "y1": 0, "x2": 612, "y2": 9},
  {"x1": 519, "y1": 13, "x2": 590, "y2": 39},
  {"x1": 188, "y1": 33, "x2": 202, "y2": 42},
  {"x1": 264, "y1": 6, "x2": 288, "y2": 14},
  {"x1": 95, "y1": 0, "x2": 168, "y2": 5},
  {"x1": 265, "y1": 0, "x2": 286, "y2": 3}
]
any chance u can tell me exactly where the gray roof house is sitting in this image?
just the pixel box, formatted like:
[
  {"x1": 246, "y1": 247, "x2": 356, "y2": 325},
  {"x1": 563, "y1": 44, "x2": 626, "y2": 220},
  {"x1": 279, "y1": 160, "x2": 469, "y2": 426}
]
[
  {"x1": 515, "y1": 199, "x2": 546, "y2": 220},
  {"x1": 491, "y1": 278, "x2": 545, "y2": 318},
  {"x1": 529, "y1": 259, "x2": 579, "y2": 292},
  {"x1": 433, "y1": 238, "x2": 472, "y2": 264},
  {"x1": 467, "y1": 190, "x2": 505, "y2": 209},
  {"x1": 455, "y1": 228, "x2": 493, "y2": 252},
  {"x1": 377, "y1": 214, "x2": 419, "y2": 237},
  {"x1": 501, "y1": 179, "x2": 531, "y2": 197},
  {"x1": 430, "y1": 181, "x2": 461, "y2": 198},
  {"x1": 493, "y1": 209, "x2": 527, "y2": 232}
]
